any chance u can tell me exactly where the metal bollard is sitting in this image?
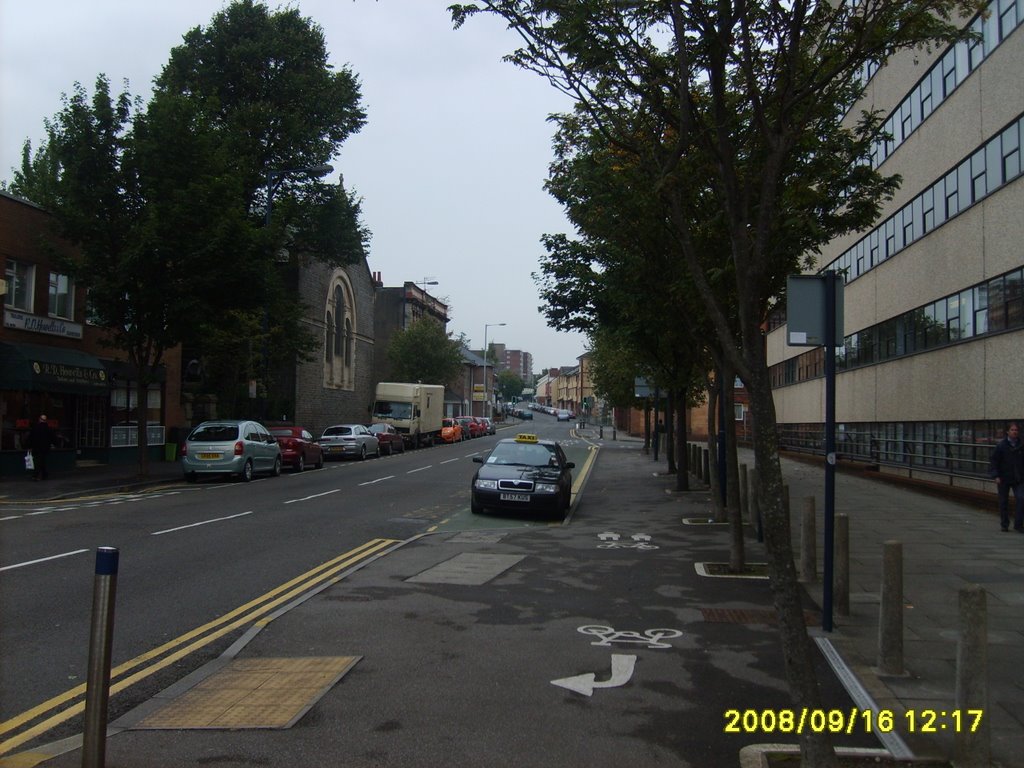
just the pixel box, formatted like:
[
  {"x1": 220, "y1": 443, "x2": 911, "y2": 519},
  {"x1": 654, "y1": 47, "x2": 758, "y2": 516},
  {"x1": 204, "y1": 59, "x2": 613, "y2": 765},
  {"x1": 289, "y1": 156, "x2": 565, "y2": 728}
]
[
  {"x1": 955, "y1": 584, "x2": 990, "y2": 767},
  {"x1": 599, "y1": 426, "x2": 603, "y2": 439},
  {"x1": 702, "y1": 448, "x2": 710, "y2": 485},
  {"x1": 800, "y1": 497, "x2": 817, "y2": 583},
  {"x1": 877, "y1": 540, "x2": 903, "y2": 675},
  {"x1": 83, "y1": 547, "x2": 119, "y2": 768},
  {"x1": 835, "y1": 514, "x2": 850, "y2": 617}
]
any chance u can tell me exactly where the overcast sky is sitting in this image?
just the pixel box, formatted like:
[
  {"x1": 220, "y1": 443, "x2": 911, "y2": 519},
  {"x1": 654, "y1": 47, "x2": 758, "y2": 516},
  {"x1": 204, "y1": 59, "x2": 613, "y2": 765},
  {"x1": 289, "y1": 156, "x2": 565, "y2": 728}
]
[{"x1": 0, "y1": 0, "x2": 589, "y2": 372}]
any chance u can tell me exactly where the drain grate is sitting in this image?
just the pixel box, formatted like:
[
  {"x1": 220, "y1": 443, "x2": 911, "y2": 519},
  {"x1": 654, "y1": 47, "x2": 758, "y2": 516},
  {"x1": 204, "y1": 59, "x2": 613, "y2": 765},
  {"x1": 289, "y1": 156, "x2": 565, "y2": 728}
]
[{"x1": 701, "y1": 607, "x2": 819, "y2": 626}]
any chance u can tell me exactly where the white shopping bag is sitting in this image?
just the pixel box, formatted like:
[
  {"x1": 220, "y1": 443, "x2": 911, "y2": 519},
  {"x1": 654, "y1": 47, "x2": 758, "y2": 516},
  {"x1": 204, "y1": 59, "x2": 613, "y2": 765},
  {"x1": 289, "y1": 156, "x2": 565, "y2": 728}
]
[{"x1": 24, "y1": 452, "x2": 34, "y2": 471}]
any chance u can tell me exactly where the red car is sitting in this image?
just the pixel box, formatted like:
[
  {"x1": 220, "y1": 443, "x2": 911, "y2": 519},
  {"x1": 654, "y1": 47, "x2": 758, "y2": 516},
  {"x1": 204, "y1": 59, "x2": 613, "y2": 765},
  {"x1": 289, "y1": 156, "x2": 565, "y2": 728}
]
[
  {"x1": 368, "y1": 423, "x2": 406, "y2": 455},
  {"x1": 457, "y1": 416, "x2": 483, "y2": 438},
  {"x1": 269, "y1": 426, "x2": 324, "y2": 472}
]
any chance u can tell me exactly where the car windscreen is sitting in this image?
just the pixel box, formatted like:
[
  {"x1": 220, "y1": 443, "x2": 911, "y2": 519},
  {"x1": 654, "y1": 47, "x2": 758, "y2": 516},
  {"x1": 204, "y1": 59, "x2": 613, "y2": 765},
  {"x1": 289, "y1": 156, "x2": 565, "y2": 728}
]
[
  {"x1": 322, "y1": 426, "x2": 352, "y2": 437},
  {"x1": 189, "y1": 425, "x2": 239, "y2": 442},
  {"x1": 269, "y1": 428, "x2": 296, "y2": 437},
  {"x1": 372, "y1": 401, "x2": 413, "y2": 419},
  {"x1": 487, "y1": 443, "x2": 556, "y2": 467}
]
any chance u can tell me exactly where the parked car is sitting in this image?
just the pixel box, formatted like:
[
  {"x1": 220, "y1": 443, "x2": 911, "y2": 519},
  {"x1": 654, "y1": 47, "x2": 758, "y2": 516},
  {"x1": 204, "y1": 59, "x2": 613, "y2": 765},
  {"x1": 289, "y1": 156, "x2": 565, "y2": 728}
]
[
  {"x1": 470, "y1": 432, "x2": 575, "y2": 518},
  {"x1": 514, "y1": 408, "x2": 533, "y2": 420},
  {"x1": 182, "y1": 420, "x2": 282, "y2": 483},
  {"x1": 368, "y1": 422, "x2": 405, "y2": 455},
  {"x1": 320, "y1": 424, "x2": 380, "y2": 460},
  {"x1": 480, "y1": 417, "x2": 496, "y2": 435},
  {"x1": 456, "y1": 416, "x2": 482, "y2": 438},
  {"x1": 269, "y1": 426, "x2": 323, "y2": 472},
  {"x1": 556, "y1": 409, "x2": 571, "y2": 422},
  {"x1": 472, "y1": 417, "x2": 490, "y2": 436},
  {"x1": 441, "y1": 418, "x2": 464, "y2": 443}
]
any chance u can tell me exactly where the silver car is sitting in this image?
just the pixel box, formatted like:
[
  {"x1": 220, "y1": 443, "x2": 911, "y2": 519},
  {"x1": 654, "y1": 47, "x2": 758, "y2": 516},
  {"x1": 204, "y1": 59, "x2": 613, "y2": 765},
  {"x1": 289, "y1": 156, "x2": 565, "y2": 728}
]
[
  {"x1": 182, "y1": 420, "x2": 282, "y2": 482},
  {"x1": 320, "y1": 424, "x2": 380, "y2": 461}
]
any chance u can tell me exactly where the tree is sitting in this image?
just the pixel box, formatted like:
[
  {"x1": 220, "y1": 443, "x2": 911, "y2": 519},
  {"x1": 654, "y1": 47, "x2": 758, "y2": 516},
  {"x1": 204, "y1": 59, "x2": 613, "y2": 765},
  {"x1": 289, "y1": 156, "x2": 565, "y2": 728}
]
[
  {"x1": 497, "y1": 369, "x2": 524, "y2": 403},
  {"x1": 388, "y1": 318, "x2": 466, "y2": 386},
  {"x1": 12, "y1": 1, "x2": 368, "y2": 471},
  {"x1": 152, "y1": 0, "x2": 368, "y2": 416},
  {"x1": 452, "y1": 2, "x2": 980, "y2": 763},
  {"x1": 12, "y1": 76, "x2": 256, "y2": 475}
]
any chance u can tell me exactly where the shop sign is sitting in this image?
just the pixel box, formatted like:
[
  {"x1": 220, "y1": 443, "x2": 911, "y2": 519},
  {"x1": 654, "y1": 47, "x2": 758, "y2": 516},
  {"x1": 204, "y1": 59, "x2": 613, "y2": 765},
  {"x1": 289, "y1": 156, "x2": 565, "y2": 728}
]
[
  {"x1": 31, "y1": 359, "x2": 107, "y2": 389},
  {"x1": 4, "y1": 309, "x2": 84, "y2": 339}
]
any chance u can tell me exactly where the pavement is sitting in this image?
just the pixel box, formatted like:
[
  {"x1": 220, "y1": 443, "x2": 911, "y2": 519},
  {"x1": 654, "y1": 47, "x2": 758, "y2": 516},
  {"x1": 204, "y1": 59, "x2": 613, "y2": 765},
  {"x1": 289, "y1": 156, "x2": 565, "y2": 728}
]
[{"x1": 0, "y1": 434, "x2": 1020, "y2": 767}]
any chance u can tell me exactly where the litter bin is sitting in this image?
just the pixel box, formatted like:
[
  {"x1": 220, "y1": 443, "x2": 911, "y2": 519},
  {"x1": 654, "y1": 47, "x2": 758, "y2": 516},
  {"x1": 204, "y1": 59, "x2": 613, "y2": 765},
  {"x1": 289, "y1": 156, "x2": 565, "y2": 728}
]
[{"x1": 164, "y1": 443, "x2": 178, "y2": 462}]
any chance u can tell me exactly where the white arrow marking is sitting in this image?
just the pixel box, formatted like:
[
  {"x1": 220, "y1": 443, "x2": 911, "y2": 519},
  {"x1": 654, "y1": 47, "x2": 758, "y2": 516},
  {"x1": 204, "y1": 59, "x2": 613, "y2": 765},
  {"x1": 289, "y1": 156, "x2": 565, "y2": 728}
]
[
  {"x1": 597, "y1": 531, "x2": 620, "y2": 541},
  {"x1": 551, "y1": 654, "x2": 637, "y2": 696},
  {"x1": 631, "y1": 533, "x2": 651, "y2": 542}
]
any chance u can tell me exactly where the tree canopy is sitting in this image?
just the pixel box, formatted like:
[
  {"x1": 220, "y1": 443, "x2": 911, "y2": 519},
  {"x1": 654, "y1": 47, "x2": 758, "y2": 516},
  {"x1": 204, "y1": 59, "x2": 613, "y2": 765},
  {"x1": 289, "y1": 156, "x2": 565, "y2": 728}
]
[
  {"x1": 388, "y1": 318, "x2": 467, "y2": 387},
  {"x1": 11, "y1": 0, "x2": 370, "y2": 466}
]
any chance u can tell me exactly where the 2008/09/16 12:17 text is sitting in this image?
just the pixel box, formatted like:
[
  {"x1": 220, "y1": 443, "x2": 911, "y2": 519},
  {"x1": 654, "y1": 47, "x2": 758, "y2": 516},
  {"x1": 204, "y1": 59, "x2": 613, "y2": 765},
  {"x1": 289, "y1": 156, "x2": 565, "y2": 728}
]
[{"x1": 724, "y1": 708, "x2": 984, "y2": 735}]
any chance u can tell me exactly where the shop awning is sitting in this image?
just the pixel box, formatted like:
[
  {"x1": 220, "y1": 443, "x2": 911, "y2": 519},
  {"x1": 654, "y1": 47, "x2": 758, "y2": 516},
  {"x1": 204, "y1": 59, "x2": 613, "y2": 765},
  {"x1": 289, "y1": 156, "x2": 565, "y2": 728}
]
[{"x1": 0, "y1": 341, "x2": 109, "y2": 394}]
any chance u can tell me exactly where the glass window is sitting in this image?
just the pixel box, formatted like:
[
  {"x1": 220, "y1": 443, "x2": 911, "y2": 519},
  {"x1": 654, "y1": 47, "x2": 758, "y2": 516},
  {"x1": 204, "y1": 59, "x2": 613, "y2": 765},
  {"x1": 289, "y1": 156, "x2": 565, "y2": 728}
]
[
  {"x1": 941, "y1": 49, "x2": 957, "y2": 96},
  {"x1": 970, "y1": 149, "x2": 987, "y2": 202},
  {"x1": 1000, "y1": 0, "x2": 1020, "y2": 38},
  {"x1": 1003, "y1": 121, "x2": 1021, "y2": 181},
  {"x1": 983, "y1": 1, "x2": 1000, "y2": 53},
  {"x1": 974, "y1": 283, "x2": 989, "y2": 335},
  {"x1": 48, "y1": 272, "x2": 74, "y2": 319},
  {"x1": 1006, "y1": 269, "x2": 1024, "y2": 328},
  {"x1": 919, "y1": 76, "x2": 933, "y2": 119},
  {"x1": 988, "y1": 275, "x2": 1006, "y2": 331},
  {"x1": 944, "y1": 169, "x2": 960, "y2": 218},
  {"x1": 4, "y1": 260, "x2": 34, "y2": 311}
]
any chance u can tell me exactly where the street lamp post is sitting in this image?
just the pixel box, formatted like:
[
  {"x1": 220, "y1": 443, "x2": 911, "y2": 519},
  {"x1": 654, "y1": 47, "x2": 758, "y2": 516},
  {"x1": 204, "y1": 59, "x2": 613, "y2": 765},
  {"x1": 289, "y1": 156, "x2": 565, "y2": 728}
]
[
  {"x1": 483, "y1": 322, "x2": 506, "y2": 418},
  {"x1": 260, "y1": 163, "x2": 334, "y2": 418}
]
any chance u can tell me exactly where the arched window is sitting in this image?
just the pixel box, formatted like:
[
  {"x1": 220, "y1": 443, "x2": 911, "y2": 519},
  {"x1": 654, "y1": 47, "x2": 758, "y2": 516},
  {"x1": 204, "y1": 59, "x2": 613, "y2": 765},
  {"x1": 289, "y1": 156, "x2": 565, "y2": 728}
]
[
  {"x1": 334, "y1": 286, "x2": 345, "y2": 358},
  {"x1": 323, "y1": 270, "x2": 358, "y2": 390},
  {"x1": 325, "y1": 312, "x2": 334, "y2": 362},
  {"x1": 345, "y1": 318, "x2": 353, "y2": 367}
]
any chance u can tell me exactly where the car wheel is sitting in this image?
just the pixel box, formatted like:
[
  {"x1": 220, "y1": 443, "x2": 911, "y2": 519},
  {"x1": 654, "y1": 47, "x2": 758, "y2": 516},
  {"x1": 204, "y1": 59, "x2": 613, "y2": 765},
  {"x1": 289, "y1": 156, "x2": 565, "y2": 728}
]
[
  {"x1": 383, "y1": 442, "x2": 391, "y2": 456},
  {"x1": 375, "y1": 443, "x2": 381, "y2": 458},
  {"x1": 240, "y1": 459, "x2": 254, "y2": 482},
  {"x1": 315, "y1": 452, "x2": 324, "y2": 469},
  {"x1": 296, "y1": 454, "x2": 306, "y2": 472},
  {"x1": 359, "y1": 444, "x2": 367, "y2": 461},
  {"x1": 185, "y1": 472, "x2": 197, "y2": 484},
  {"x1": 272, "y1": 456, "x2": 282, "y2": 477},
  {"x1": 471, "y1": 499, "x2": 484, "y2": 515}
]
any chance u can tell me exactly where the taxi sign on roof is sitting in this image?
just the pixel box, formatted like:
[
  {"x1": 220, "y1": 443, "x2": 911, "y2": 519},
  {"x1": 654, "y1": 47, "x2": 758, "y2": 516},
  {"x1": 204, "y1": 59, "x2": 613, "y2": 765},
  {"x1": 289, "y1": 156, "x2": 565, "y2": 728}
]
[{"x1": 514, "y1": 433, "x2": 538, "y2": 443}]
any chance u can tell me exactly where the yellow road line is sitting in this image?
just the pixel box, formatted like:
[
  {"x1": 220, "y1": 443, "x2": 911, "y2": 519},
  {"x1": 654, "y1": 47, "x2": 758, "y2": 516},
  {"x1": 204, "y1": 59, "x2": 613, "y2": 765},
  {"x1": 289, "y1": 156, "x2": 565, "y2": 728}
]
[{"x1": 0, "y1": 538, "x2": 398, "y2": 754}]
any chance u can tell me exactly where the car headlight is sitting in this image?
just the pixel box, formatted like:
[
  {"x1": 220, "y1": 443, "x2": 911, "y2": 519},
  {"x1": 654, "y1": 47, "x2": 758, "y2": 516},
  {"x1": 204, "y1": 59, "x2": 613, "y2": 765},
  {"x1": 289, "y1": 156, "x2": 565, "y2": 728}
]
[
  {"x1": 475, "y1": 479, "x2": 498, "y2": 490},
  {"x1": 535, "y1": 483, "x2": 558, "y2": 494}
]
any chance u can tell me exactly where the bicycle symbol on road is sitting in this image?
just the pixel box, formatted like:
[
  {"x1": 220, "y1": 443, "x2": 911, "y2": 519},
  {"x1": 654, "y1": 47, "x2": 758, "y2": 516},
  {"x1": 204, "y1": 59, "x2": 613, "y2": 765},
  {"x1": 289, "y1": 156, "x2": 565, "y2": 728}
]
[
  {"x1": 577, "y1": 624, "x2": 683, "y2": 649},
  {"x1": 597, "y1": 531, "x2": 659, "y2": 550}
]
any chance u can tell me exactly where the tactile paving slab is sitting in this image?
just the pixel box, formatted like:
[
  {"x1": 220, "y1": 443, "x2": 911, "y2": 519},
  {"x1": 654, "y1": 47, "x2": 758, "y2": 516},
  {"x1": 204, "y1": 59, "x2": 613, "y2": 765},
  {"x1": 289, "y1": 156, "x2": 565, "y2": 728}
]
[{"x1": 133, "y1": 656, "x2": 360, "y2": 730}]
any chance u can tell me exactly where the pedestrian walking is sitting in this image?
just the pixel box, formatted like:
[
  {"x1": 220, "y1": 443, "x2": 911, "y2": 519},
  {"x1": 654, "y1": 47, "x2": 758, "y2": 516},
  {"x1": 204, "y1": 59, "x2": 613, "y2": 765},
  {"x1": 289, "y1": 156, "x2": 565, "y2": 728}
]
[
  {"x1": 27, "y1": 414, "x2": 56, "y2": 481},
  {"x1": 989, "y1": 421, "x2": 1024, "y2": 532}
]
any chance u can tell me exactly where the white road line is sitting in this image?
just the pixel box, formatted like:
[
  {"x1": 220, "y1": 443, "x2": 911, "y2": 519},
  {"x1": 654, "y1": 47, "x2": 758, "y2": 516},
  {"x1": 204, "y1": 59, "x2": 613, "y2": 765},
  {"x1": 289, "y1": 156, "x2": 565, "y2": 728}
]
[
  {"x1": 151, "y1": 511, "x2": 253, "y2": 536},
  {"x1": 1, "y1": 549, "x2": 89, "y2": 572},
  {"x1": 1, "y1": 515, "x2": 23, "y2": 522},
  {"x1": 440, "y1": 458, "x2": 461, "y2": 465},
  {"x1": 283, "y1": 489, "x2": 341, "y2": 505},
  {"x1": 407, "y1": 466, "x2": 431, "y2": 474},
  {"x1": 359, "y1": 475, "x2": 395, "y2": 486}
]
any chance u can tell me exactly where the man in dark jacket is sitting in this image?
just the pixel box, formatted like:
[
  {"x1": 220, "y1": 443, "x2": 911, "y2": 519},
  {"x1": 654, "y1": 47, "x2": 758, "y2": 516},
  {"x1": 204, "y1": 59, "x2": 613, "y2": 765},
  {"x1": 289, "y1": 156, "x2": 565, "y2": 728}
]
[
  {"x1": 27, "y1": 414, "x2": 56, "y2": 481},
  {"x1": 989, "y1": 422, "x2": 1024, "y2": 532}
]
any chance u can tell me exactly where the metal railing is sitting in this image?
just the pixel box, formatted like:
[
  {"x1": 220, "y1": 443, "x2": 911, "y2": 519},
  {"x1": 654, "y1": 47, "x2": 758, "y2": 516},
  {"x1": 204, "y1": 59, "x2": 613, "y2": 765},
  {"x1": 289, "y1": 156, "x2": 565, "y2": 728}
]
[{"x1": 765, "y1": 426, "x2": 994, "y2": 480}]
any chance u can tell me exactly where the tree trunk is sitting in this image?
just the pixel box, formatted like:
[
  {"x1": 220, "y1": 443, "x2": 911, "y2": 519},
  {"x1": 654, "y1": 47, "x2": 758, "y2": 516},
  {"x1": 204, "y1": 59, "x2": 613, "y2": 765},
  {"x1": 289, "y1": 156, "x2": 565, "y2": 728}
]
[
  {"x1": 666, "y1": 389, "x2": 676, "y2": 474},
  {"x1": 676, "y1": 396, "x2": 689, "y2": 491},
  {"x1": 746, "y1": 364, "x2": 834, "y2": 765},
  {"x1": 721, "y1": 359, "x2": 745, "y2": 572},
  {"x1": 643, "y1": 399, "x2": 651, "y2": 454},
  {"x1": 706, "y1": 376, "x2": 723, "y2": 520},
  {"x1": 135, "y1": 374, "x2": 150, "y2": 478}
]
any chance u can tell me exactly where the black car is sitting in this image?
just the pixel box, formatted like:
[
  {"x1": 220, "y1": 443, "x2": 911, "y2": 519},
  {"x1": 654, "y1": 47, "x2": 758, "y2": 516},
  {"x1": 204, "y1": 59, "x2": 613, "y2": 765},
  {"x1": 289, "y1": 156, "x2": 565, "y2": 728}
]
[{"x1": 470, "y1": 433, "x2": 575, "y2": 517}]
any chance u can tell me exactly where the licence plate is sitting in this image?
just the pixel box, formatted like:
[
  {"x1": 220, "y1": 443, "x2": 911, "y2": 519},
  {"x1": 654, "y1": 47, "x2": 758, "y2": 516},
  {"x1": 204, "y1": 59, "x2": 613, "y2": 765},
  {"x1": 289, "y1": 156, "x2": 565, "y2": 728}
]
[
  {"x1": 198, "y1": 453, "x2": 221, "y2": 460},
  {"x1": 500, "y1": 493, "x2": 530, "y2": 502}
]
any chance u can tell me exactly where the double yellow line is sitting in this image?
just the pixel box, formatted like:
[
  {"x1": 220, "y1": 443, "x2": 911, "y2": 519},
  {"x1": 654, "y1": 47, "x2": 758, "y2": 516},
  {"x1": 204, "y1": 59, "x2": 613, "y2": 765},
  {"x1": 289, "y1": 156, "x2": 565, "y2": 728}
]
[{"x1": 0, "y1": 537, "x2": 399, "y2": 756}]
